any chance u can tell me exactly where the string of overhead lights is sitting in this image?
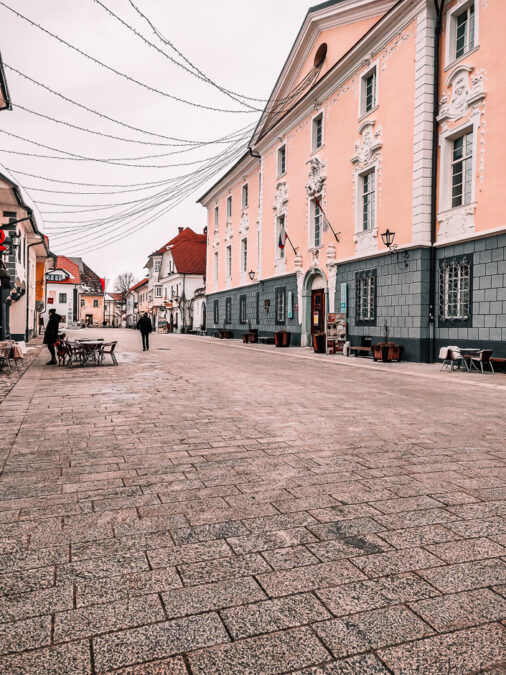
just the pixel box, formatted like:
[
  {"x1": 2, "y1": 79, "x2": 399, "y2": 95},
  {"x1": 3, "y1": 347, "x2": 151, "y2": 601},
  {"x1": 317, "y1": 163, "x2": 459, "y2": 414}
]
[{"x1": 0, "y1": 1, "x2": 256, "y2": 114}]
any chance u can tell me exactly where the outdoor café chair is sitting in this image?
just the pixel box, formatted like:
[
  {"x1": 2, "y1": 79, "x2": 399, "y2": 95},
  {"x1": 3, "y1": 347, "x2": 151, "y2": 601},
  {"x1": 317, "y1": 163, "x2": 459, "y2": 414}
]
[
  {"x1": 469, "y1": 349, "x2": 494, "y2": 374},
  {"x1": 0, "y1": 346, "x2": 12, "y2": 373},
  {"x1": 66, "y1": 341, "x2": 85, "y2": 367},
  {"x1": 440, "y1": 346, "x2": 463, "y2": 371},
  {"x1": 98, "y1": 341, "x2": 118, "y2": 366}
]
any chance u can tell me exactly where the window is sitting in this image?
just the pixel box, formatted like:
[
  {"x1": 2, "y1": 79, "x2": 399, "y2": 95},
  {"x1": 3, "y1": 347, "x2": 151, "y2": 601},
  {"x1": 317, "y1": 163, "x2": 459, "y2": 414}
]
[
  {"x1": 258, "y1": 172, "x2": 262, "y2": 205},
  {"x1": 275, "y1": 287, "x2": 286, "y2": 324},
  {"x1": 277, "y1": 145, "x2": 286, "y2": 177},
  {"x1": 455, "y1": 3, "x2": 475, "y2": 59},
  {"x1": 93, "y1": 299, "x2": 99, "y2": 308},
  {"x1": 310, "y1": 200, "x2": 322, "y2": 248},
  {"x1": 154, "y1": 260, "x2": 161, "y2": 273},
  {"x1": 361, "y1": 170, "x2": 376, "y2": 230},
  {"x1": 226, "y1": 245, "x2": 232, "y2": 278},
  {"x1": 214, "y1": 206, "x2": 219, "y2": 227},
  {"x1": 226, "y1": 195, "x2": 232, "y2": 219},
  {"x1": 80, "y1": 299, "x2": 84, "y2": 307},
  {"x1": 451, "y1": 131, "x2": 473, "y2": 207},
  {"x1": 214, "y1": 251, "x2": 219, "y2": 283},
  {"x1": 256, "y1": 292, "x2": 260, "y2": 325},
  {"x1": 59, "y1": 293, "x2": 67, "y2": 304},
  {"x1": 241, "y1": 238, "x2": 248, "y2": 273},
  {"x1": 47, "y1": 273, "x2": 64, "y2": 281},
  {"x1": 439, "y1": 255, "x2": 472, "y2": 324},
  {"x1": 355, "y1": 270, "x2": 376, "y2": 325},
  {"x1": 239, "y1": 295, "x2": 247, "y2": 324},
  {"x1": 312, "y1": 113, "x2": 323, "y2": 152},
  {"x1": 276, "y1": 214, "x2": 286, "y2": 258},
  {"x1": 155, "y1": 286, "x2": 162, "y2": 297},
  {"x1": 213, "y1": 299, "x2": 219, "y2": 324},
  {"x1": 242, "y1": 184, "x2": 249, "y2": 209},
  {"x1": 360, "y1": 65, "x2": 377, "y2": 117},
  {"x1": 225, "y1": 297, "x2": 231, "y2": 324}
]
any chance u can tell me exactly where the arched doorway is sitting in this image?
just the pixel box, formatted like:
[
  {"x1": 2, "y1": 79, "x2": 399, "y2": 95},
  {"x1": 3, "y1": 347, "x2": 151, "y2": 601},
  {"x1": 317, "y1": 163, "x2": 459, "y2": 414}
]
[{"x1": 301, "y1": 269, "x2": 328, "y2": 346}]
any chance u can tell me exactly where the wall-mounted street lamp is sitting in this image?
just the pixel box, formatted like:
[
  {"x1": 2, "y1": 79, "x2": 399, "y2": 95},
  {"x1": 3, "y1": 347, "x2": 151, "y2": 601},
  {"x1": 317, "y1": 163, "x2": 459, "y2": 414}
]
[
  {"x1": 248, "y1": 270, "x2": 255, "y2": 281},
  {"x1": 381, "y1": 229, "x2": 409, "y2": 270}
]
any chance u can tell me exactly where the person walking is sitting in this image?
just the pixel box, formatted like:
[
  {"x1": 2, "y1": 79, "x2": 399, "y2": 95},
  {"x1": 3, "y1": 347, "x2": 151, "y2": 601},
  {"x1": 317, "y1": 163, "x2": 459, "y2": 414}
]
[
  {"x1": 137, "y1": 312, "x2": 153, "y2": 351},
  {"x1": 43, "y1": 308, "x2": 61, "y2": 365}
]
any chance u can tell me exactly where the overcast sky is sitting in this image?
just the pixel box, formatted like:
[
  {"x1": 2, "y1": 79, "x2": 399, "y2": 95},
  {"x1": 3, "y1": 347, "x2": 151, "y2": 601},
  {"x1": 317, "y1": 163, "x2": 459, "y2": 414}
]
[{"x1": 0, "y1": 0, "x2": 318, "y2": 288}]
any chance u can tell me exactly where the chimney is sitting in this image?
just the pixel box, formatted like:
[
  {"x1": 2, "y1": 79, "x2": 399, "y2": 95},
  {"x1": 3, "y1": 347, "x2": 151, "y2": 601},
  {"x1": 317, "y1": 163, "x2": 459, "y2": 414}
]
[{"x1": 178, "y1": 227, "x2": 183, "y2": 233}]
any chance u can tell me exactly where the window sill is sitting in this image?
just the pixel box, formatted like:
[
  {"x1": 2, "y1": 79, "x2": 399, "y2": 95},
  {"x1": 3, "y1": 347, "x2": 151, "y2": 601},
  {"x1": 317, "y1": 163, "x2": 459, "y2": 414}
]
[
  {"x1": 358, "y1": 105, "x2": 378, "y2": 123},
  {"x1": 444, "y1": 45, "x2": 479, "y2": 72},
  {"x1": 311, "y1": 143, "x2": 324, "y2": 156},
  {"x1": 277, "y1": 171, "x2": 287, "y2": 180}
]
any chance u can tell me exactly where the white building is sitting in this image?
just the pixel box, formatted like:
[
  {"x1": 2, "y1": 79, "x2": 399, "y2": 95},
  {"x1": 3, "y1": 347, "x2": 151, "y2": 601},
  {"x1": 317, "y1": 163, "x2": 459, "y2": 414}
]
[
  {"x1": 144, "y1": 227, "x2": 206, "y2": 332},
  {"x1": 42, "y1": 256, "x2": 82, "y2": 329}
]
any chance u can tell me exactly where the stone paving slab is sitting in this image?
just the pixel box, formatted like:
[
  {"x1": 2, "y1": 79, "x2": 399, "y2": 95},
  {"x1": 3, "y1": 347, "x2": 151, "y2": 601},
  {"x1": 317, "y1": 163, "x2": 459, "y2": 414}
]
[{"x1": 0, "y1": 329, "x2": 505, "y2": 673}]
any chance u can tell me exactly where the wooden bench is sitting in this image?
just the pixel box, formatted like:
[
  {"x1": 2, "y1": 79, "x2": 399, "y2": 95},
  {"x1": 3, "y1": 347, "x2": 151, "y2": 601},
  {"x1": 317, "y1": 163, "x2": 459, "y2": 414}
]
[
  {"x1": 258, "y1": 336, "x2": 275, "y2": 345},
  {"x1": 491, "y1": 356, "x2": 506, "y2": 372},
  {"x1": 348, "y1": 346, "x2": 372, "y2": 357}
]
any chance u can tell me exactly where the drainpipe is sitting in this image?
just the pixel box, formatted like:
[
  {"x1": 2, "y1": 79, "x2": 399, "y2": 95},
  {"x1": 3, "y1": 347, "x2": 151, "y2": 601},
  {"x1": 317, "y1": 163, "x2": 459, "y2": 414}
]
[{"x1": 428, "y1": 0, "x2": 446, "y2": 362}]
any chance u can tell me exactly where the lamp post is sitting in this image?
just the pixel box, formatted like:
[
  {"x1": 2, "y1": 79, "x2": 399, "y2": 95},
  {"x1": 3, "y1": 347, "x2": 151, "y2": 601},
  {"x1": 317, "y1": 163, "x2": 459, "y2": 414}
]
[
  {"x1": 380, "y1": 229, "x2": 409, "y2": 269},
  {"x1": 248, "y1": 270, "x2": 255, "y2": 282}
]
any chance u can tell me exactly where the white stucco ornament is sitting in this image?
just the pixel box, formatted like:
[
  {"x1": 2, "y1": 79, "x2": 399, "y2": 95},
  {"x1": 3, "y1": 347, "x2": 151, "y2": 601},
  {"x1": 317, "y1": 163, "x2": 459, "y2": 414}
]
[
  {"x1": 239, "y1": 211, "x2": 249, "y2": 236},
  {"x1": 438, "y1": 66, "x2": 486, "y2": 123},
  {"x1": 437, "y1": 203, "x2": 476, "y2": 243},
  {"x1": 273, "y1": 181, "x2": 288, "y2": 216},
  {"x1": 351, "y1": 121, "x2": 382, "y2": 167},
  {"x1": 305, "y1": 158, "x2": 327, "y2": 197}
]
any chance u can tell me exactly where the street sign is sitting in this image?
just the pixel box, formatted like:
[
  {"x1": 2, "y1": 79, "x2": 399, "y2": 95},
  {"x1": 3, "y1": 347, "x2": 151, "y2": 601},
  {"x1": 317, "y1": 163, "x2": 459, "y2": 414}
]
[{"x1": 340, "y1": 282, "x2": 347, "y2": 314}]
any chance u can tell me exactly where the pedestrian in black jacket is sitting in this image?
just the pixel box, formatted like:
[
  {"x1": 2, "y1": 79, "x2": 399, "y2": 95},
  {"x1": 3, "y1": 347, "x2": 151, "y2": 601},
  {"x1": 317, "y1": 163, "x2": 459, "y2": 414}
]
[
  {"x1": 43, "y1": 308, "x2": 61, "y2": 364},
  {"x1": 136, "y1": 313, "x2": 153, "y2": 351}
]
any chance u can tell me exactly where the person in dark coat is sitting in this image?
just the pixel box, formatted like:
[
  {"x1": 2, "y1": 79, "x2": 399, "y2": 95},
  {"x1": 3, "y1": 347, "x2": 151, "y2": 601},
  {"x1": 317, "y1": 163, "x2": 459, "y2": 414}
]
[
  {"x1": 136, "y1": 313, "x2": 153, "y2": 351},
  {"x1": 43, "y1": 308, "x2": 61, "y2": 364}
]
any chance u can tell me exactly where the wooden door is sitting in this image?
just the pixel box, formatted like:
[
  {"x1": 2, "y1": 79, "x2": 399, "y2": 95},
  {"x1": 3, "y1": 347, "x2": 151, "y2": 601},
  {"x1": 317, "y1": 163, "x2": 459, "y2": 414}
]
[{"x1": 311, "y1": 289, "x2": 325, "y2": 334}]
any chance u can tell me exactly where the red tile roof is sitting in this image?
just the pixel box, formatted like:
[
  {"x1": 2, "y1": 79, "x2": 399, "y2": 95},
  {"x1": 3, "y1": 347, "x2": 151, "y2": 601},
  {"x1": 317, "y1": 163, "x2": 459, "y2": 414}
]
[
  {"x1": 51, "y1": 256, "x2": 81, "y2": 284},
  {"x1": 128, "y1": 278, "x2": 149, "y2": 293},
  {"x1": 108, "y1": 292, "x2": 124, "y2": 302},
  {"x1": 153, "y1": 227, "x2": 206, "y2": 275}
]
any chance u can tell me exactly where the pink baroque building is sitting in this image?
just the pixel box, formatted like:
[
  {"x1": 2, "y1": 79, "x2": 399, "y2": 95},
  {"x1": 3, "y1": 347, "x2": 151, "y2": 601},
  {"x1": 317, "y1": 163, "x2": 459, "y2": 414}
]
[{"x1": 199, "y1": 0, "x2": 505, "y2": 361}]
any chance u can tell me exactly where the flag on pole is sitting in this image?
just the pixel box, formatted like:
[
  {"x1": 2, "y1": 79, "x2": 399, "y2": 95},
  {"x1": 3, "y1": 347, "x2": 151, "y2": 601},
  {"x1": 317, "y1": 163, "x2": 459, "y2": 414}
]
[
  {"x1": 322, "y1": 211, "x2": 330, "y2": 233},
  {"x1": 278, "y1": 226, "x2": 287, "y2": 250}
]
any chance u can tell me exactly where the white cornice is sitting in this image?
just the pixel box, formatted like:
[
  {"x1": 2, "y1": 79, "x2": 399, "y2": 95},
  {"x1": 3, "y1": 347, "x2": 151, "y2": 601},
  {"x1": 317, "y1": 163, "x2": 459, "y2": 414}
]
[
  {"x1": 255, "y1": 0, "x2": 424, "y2": 155},
  {"x1": 199, "y1": 154, "x2": 260, "y2": 208},
  {"x1": 253, "y1": 0, "x2": 397, "y2": 145}
]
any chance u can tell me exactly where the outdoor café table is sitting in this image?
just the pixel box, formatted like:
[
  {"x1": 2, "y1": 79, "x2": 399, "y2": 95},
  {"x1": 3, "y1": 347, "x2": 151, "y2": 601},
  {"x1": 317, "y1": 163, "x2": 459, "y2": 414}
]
[
  {"x1": 75, "y1": 339, "x2": 104, "y2": 366},
  {"x1": 459, "y1": 347, "x2": 481, "y2": 371}
]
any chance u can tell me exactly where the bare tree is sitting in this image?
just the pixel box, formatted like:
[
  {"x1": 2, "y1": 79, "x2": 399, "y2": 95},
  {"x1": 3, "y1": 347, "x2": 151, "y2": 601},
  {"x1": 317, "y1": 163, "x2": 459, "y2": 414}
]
[
  {"x1": 178, "y1": 291, "x2": 194, "y2": 333},
  {"x1": 114, "y1": 272, "x2": 136, "y2": 300}
]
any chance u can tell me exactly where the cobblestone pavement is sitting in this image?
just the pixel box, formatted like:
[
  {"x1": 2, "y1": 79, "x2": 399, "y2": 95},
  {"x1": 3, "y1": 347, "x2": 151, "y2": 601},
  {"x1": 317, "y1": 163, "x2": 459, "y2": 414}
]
[
  {"x1": 0, "y1": 338, "x2": 43, "y2": 405},
  {"x1": 0, "y1": 328, "x2": 504, "y2": 674}
]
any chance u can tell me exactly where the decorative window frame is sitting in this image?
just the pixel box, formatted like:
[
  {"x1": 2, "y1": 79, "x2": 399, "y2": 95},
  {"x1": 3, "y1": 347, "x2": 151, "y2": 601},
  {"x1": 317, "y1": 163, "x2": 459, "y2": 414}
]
[
  {"x1": 437, "y1": 114, "x2": 480, "y2": 243},
  {"x1": 59, "y1": 293, "x2": 67, "y2": 304},
  {"x1": 239, "y1": 294, "x2": 247, "y2": 324},
  {"x1": 275, "y1": 286, "x2": 286, "y2": 325},
  {"x1": 155, "y1": 286, "x2": 162, "y2": 298},
  {"x1": 225, "y1": 245, "x2": 232, "y2": 286},
  {"x1": 242, "y1": 183, "x2": 249, "y2": 210},
  {"x1": 225, "y1": 296, "x2": 232, "y2": 325},
  {"x1": 309, "y1": 197, "x2": 323, "y2": 250},
  {"x1": 438, "y1": 253, "x2": 473, "y2": 327},
  {"x1": 355, "y1": 269, "x2": 377, "y2": 326},
  {"x1": 351, "y1": 121, "x2": 382, "y2": 257},
  {"x1": 444, "y1": 0, "x2": 479, "y2": 70},
  {"x1": 358, "y1": 60, "x2": 379, "y2": 120},
  {"x1": 226, "y1": 195, "x2": 232, "y2": 219},
  {"x1": 240, "y1": 236, "x2": 248, "y2": 286},
  {"x1": 311, "y1": 110, "x2": 324, "y2": 154},
  {"x1": 277, "y1": 144, "x2": 286, "y2": 178},
  {"x1": 213, "y1": 251, "x2": 219, "y2": 291},
  {"x1": 214, "y1": 205, "x2": 219, "y2": 228},
  {"x1": 273, "y1": 181, "x2": 288, "y2": 275}
]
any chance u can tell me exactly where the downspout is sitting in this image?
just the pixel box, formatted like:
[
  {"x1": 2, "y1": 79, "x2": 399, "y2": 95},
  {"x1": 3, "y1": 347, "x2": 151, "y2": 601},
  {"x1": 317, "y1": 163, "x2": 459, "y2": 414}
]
[{"x1": 429, "y1": 0, "x2": 445, "y2": 362}]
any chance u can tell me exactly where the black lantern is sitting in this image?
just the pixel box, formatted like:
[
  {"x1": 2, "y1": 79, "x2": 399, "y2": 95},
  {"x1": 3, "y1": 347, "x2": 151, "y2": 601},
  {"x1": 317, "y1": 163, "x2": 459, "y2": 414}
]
[
  {"x1": 381, "y1": 228, "x2": 409, "y2": 269},
  {"x1": 381, "y1": 229, "x2": 395, "y2": 248},
  {"x1": 9, "y1": 232, "x2": 20, "y2": 250},
  {"x1": 248, "y1": 270, "x2": 255, "y2": 281}
]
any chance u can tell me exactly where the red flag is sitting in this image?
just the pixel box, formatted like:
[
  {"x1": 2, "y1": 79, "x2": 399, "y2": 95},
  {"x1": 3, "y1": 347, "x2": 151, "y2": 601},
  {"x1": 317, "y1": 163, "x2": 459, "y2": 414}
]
[{"x1": 278, "y1": 226, "x2": 286, "y2": 250}]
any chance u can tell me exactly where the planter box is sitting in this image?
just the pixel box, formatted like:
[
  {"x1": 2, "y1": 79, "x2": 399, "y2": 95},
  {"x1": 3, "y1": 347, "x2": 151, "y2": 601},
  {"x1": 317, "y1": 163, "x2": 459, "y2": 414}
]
[
  {"x1": 313, "y1": 333, "x2": 326, "y2": 354},
  {"x1": 275, "y1": 331, "x2": 291, "y2": 348}
]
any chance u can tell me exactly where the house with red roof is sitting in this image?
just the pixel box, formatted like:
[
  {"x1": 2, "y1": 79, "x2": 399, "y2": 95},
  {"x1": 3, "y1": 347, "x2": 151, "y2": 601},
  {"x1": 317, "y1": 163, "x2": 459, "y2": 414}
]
[
  {"x1": 125, "y1": 277, "x2": 148, "y2": 328},
  {"x1": 144, "y1": 227, "x2": 207, "y2": 332},
  {"x1": 43, "y1": 256, "x2": 82, "y2": 327}
]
